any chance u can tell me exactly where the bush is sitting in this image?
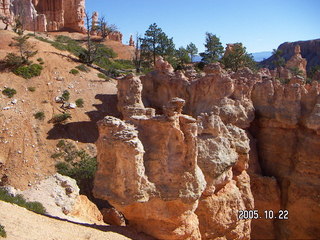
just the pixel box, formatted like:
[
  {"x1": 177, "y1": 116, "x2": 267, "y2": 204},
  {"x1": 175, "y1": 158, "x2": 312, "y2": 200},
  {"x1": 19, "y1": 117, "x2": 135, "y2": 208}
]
[
  {"x1": 69, "y1": 69, "x2": 79, "y2": 75},
  {"x1": 53, "y1": 35, "x2": 85, "y2": 56},
  {"x1": 75, "y1": 64, "x2": 90, "y2": 73},
  {"x1": 34, "y1": 111, "x2": 45, "y2": 120},
  {"x1": 13, "y1": 64, "x2": 43, "y2": 79},
  {"x1": 37, "y1": 58, "x2": 44, "y2": 65},
  {"x1": 75, "y1": 98, "x2": 84, "y2": 108},
  {"x1": 97, "y1": 73, "x2": 109, "y2": 80},
  {"x1": 4, "y1": 53, "x2": 24, "y2": 69},
  {"x1": 0, "y1": 188, "x2": 46, "y2": 214},
  {"x1": 48, "y1": 113, "x2": 71, "y2": 124},
  {"x1": 56, "y1": 139, "x2": 66, "y2": 148},
  {"x1": 0, "y1": 224, "x2": 6, "y2": 238},
  {"x1": 61, "y1": 90, "x2": 70, "y2": 101},
  {"x1": 28, "y1": 87, "x2": 36, "y2": 92},
  {"x1": 54, "y1": 141, "x2": 97, "y2": 194},
  {"x1": 2, "y1": 88, "x2": 17, "y2": 98},
  {"x1": 34, "y1": 36, "x2": 52, "y2": 44}
]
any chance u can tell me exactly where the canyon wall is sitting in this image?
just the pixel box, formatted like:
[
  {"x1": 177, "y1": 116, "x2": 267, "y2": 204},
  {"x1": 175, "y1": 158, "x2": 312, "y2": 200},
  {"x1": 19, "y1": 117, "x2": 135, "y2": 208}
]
[
  {"x1": 93, "y1": 67, "x2": 255, "y2": 239},
  {"x1": 92, "y1": 54, "x2": 320, "y2": 239},
  {"x1": 0, "y1": 0, "x2": 85, "y2": 32},
  {"x1": 251, "y1": 79, "x2": 320, "y2": 239}
]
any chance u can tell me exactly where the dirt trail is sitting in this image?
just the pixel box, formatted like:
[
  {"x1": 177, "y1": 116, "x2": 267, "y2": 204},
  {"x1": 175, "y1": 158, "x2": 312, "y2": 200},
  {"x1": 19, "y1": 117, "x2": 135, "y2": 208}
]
[{"x1": 0, "y1": 201, "x2": 154, "y2": 240}]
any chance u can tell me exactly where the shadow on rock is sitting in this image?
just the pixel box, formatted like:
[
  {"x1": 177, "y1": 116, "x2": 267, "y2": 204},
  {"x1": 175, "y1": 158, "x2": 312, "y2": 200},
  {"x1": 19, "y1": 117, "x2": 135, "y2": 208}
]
[{"x1": 47, "y1": 94, "x2": 121, "y2": 143}]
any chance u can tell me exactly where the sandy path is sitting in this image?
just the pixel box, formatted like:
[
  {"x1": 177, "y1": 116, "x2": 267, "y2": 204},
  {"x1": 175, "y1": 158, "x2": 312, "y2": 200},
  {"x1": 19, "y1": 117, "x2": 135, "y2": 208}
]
[{"x1": 0, "y1": 201, "x2": 154, "y2": 240}]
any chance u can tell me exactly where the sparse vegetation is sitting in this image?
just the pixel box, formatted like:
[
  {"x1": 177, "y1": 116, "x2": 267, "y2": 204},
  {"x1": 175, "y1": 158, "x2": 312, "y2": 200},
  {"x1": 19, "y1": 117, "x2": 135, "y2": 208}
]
[
  {"x1": 69, "y1": 69, "x2": 79, "y2": 75},
  {"x1": 97, "y1": 73, "x2": 109, "y2": 80},
  {"x1": 61, "y1": 90, "x2": 70, "y2": 101},
  {"x1": 37, "y1": 58, "x2": 44, "y2": 65},
  {"x1": 0, "y1": 224, "x2": 6, "y2": 238},
  {"x1": 2, "y1": 88, "x2": 17, "y2": 98},
  {"x1": 13, "y1": 64, "x2": 43, "y2": 79},
  {"x1": 48, "y1": 113, "x2": 72, "y2": 124},
  {"x1": 27, "y1": 87, "x2": 36, "y2": 92},
  {"x1": 53, "y1": 141, "x2": 97, "y2": 195},
  {"x1": 75, "y1": 98, "x2": 84, "y2": 108},
  {"x1": 308, "y1": 65, "x2": 320, "y2": 79},
  {"x1": 75, "y1": 64, "x2": 90, "y2": 73},
  {"x1": 289, "y1": 67, "x2": 304, "y2": 77},
  {"x1": 0, "y1": 188, "x2": 46, "y2": 214},
  {"x1": 34, "y1": 111, "x2": 45, "y2": 120},
  {"x1": 4, "y1": 53, "x2": 24, "y2": 69}
]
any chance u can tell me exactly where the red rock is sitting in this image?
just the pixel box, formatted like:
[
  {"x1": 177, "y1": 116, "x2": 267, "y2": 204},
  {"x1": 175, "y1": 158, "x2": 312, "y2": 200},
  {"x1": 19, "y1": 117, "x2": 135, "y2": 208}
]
[{"x1": 101, "y1": 208, "x2": 126, "y2": 226}]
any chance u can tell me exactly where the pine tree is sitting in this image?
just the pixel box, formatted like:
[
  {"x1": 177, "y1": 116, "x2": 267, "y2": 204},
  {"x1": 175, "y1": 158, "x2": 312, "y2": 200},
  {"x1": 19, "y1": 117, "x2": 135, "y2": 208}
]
[{"x1": 200, "y1": 33, "x2": 224, "y2": 63}]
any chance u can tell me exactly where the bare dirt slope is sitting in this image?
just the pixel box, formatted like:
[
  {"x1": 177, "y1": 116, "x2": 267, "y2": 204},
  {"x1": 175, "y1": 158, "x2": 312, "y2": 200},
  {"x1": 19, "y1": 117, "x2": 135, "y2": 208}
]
[
  {"x1": 0, "y1": 201, "x2": 153, "y2": 240},
  {"x1": 0, "y1": 30, "x2": 120, "y2": 189}
]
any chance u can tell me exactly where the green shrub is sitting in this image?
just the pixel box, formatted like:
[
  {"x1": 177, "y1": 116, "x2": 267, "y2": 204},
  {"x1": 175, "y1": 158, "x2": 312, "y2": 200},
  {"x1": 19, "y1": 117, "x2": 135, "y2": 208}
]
[
  {"x1": 0, "y1": 188, "x2": 46, "y2": 214},
  {"x1": 55, "y1": 151, "x2": 97, "y2": 187},
  {"x1": 69, "y1": 69, "x2": 79, "y2": 75},
  {"x1": 113, "y1": 59, "x2": 135, "y2": 69},
  {"x1": 34, "y1": 36, "x2": 52, "y2": 44},
  {"x1": 97, "y1": 73, "x2": 109, "y2": 80},
  {"x1": 55, "y1": 35, "x2": 73, "y2": 43},
  {"x1": 13, "y1": 64, "x2": 43, "y2": 79},
  {"x1": 52, "y1": 35, "x2": 85, "y2": 56},
  {"x1": 51, "y1": 152, "x2": 64, "y2": 159},
  {"x1": 61, "y1": 90, "x2": 70, "y2": 101},
  {"x1": 75, "y1": 98, "x2": 84, "y2": 108},
  {"x1": 0, "y1": 224, "x2": 6, "y2": 238},
  {"x1": 48, "y1": 113, "x2": 71, "y2": 124},
  {"x1": 28, "y1": 87, "x2": 36, "y2": 92},
  {"x1": 34, "y1": 111, "x2": 45, "y2": 120},
  {"x1": 51, "y1": 42, "x2": 67, "y2": 51},
  {"x1": 75, "y1": 64, "x2": 90, "y2": 72},
  {"x1": 2, "y1": 88, "x2": 17, "y2": 98},
  {"x1": 56, "y1": 140, "x2": 66, "y2": 148},
  {"x1": 37, "y1": 58, "x2": 44, "y2": 65},
  {"x1": 4, "y1": 53, "x2": 24, "y2": 69}
]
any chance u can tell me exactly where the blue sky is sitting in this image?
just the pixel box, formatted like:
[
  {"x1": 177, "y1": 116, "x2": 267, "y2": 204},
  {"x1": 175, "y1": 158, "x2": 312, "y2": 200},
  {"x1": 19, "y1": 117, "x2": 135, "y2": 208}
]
[{"x1": 86, "y1": 0, "x2": 320, "y2": 53}]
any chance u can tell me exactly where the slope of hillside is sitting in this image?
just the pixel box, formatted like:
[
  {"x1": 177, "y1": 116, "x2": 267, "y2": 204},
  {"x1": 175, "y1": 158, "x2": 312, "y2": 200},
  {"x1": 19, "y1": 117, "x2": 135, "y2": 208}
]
[
  {"x1": 0, "y1": 201, "x2": 153, "y2": 240},
  {"x1": 48, "y1": 32, "x2": 135, "y2": 60},
  {"x1": 0, "y1": 30, "x2": 119, "y2": 190}
]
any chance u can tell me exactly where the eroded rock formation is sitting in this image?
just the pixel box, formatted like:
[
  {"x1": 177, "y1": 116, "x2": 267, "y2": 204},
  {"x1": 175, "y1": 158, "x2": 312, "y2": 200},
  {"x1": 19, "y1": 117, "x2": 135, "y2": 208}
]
[
  {"x1": 251, "y1": 78, "x2": 320, "y2": 239},
  {"x1": 141, "y1": 58, "x2": 255, "y2": 129},
  {"x1": 93, "y1": 52, "x2": 320, "y2": 239},
  {"x1": 261, "y1": 38, "x2": 320, "y2": 70},
  {"x1": 94, "y1": 69, "x2": 255, "y2": 239},
  {"x1": 1, "y1": 0, "x2": 85, "y2": 32}
]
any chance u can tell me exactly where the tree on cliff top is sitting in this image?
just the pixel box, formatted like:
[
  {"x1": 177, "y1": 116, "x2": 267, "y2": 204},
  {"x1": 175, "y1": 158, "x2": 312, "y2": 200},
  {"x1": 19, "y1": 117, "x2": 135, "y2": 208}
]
[
  {"x1": 140, "y1": 23, "x2": 175, "y2": 66},
  {"x1": 221, "y1": 43, "x2": 256, "y2": 72},
  {"x1": 200, "y1": 33, "x2": 224, "y2": 63},
  {"x1": 186, "y1": 42, "x2": 198, "y2": 63}
]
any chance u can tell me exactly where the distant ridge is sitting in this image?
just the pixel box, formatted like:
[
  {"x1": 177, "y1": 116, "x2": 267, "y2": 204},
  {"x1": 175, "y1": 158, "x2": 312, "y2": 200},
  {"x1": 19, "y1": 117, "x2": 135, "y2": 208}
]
[
  {"x1": 251, "y1": 51, "x2": 272, "y2": 62},
  {"x1": 260, "y1": 38, "x2": 320, "y2": 70}
]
